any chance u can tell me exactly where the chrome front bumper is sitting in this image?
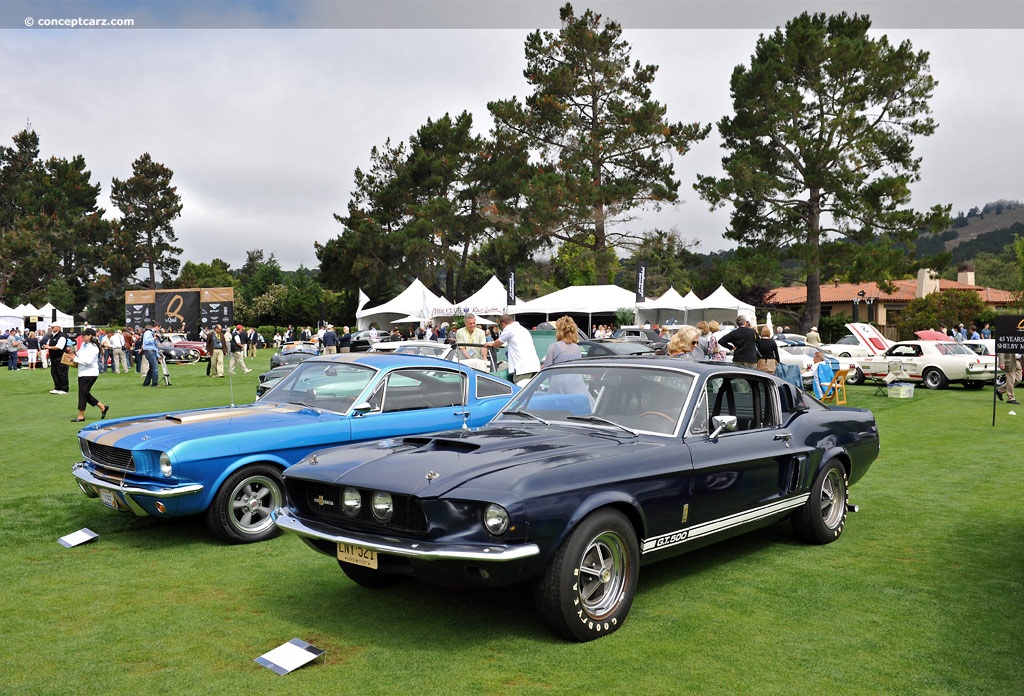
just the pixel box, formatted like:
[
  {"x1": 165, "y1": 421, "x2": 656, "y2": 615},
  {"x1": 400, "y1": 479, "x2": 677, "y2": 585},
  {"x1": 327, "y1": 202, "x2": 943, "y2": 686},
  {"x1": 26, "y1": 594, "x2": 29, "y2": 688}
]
[
  {"x1": 72, "y1": 462, "x2": 204, "y2": 516},
  {"x1": 272, "y1": 507, "x2": 540, "y2": 563}
]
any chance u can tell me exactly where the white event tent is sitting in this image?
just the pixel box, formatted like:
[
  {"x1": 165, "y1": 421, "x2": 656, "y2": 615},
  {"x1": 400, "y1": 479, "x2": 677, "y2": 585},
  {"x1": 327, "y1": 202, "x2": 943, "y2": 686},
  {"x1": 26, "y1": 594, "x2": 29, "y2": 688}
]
[
  {"x1": 635, "y1": 287, "x2": 701, "y2": 327},
  {"x1": 691, "y1": 285, "x2": 756, "y2": 325},
  {"x1": 435, "y1": 276, "x2": 517, "y2": 318},
  {"x1": 509, "y1": 284, "x2": 638, "y2": 331},
  {"x1": 0, "y1": 301, "x2": 24, "y2": 331},
  {"x1": 355, "y1": 278, "x2": 448, "y2": 330}
]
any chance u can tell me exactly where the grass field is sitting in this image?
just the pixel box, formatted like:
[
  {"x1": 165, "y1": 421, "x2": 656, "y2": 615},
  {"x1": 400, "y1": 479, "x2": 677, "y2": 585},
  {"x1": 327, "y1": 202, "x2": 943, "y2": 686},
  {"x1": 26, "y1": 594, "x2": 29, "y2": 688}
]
[{"x1": 1, "y1": 362, "x2": 1021, "y2": 695}]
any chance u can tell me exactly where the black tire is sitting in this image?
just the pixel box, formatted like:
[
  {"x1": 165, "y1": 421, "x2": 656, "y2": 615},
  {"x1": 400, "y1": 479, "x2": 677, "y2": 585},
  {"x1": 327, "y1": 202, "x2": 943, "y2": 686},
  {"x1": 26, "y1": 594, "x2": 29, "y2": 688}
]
[
  {"x1": 793, "y1": 460, "x2": 848, "y2": 545},
  {"x1": 534, "y1": 509, "x2": 639, "y2": 642},
  {"x1": 838, "y1": 352, "x2": 852, "y2": 358},
  {"x1": 205, "y1": 464, "x2": 284, "y2": 543},
  {"x1": 845, "y1": 368, "x2": 864, "y2": 386},
  {"x1": 338, "y1": 560, "x2": 403, "y2": 588},
  {"x1": 922, "y1": 367, "x2": 948, "y2": 390}
]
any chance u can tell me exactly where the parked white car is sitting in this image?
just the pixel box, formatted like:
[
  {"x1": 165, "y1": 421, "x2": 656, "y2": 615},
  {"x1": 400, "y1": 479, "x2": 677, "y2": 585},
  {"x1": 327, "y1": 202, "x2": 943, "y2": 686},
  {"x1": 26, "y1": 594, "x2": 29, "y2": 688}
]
[
  {"x1": 820, "y1": 323, "x2": 893, "y2": 359},
  {"x1": 859, "y1": 340, "x2": 996, "y2": 389}
]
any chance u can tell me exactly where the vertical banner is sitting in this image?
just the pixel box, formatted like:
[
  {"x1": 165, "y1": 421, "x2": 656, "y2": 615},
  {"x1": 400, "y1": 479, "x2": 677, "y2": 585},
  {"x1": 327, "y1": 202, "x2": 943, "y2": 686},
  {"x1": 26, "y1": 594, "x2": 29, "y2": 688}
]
[
  {"x1": 200, "y1": 287, "x2": 235, "y2": 332},
  {"x1": 636, "y1": 260, "x2": 647, "y2": 303},
  {"x1": 156, "y1": 290, "x2": 199, "y2": 334},
  {"x1": 124, "y1": 290, "x2": 156, "y2": 328},
  {"x1": 506, "y1": 270, "x2": 516, "y2": 307}
]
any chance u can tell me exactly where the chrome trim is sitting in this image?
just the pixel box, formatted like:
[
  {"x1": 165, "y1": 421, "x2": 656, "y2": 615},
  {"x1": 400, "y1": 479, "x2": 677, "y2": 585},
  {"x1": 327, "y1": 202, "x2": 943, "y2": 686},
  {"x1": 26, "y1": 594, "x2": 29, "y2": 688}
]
[
  {"x1": 272, "y1": 507, "x2": 540, "y2": 562},
  {"x1": 72, "y1": 462, "x2": 204, "y2": 516}
]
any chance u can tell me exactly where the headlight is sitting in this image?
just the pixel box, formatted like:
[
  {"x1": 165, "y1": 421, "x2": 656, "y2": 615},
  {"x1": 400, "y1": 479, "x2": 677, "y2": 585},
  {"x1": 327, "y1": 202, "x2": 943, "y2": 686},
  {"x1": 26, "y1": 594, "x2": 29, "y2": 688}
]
[
  {"x1": 342, "y1": 487, "x2": 362, "y2": 517},
  {"x1": 483, "y1": 504, "x2": 509, "y2": 535},
  {"x1": 371, "y1": 491, "x2": 393, "y2": 521},
  {"x1": 159, "y1": 452, "x2": 173, "y2": 477}
]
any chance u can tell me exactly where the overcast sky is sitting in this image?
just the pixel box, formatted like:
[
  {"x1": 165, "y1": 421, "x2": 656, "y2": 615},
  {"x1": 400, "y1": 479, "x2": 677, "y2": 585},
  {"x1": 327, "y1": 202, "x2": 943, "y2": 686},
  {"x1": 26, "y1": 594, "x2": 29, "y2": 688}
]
[{"x1": 2, "y1": 1, "x2": 1022, "y2": 280}]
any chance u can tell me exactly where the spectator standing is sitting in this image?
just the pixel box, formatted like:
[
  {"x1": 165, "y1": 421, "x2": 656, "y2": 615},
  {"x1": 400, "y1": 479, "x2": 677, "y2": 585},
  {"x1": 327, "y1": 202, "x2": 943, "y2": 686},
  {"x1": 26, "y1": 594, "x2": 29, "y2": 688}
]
[
  {"x1": 97, "y1": 329, "x2": 112, "y2": 373},
  {"x1": 995, "y1": 352, "x2": 1022, "y2": 405},
  {"x1": 982, "y1": 323, "x2": 992, "y2": 339},
  {"x1": 338, "y1": 326, "x2": 352, "y2": 353},
  {"x1": 109, "y1": 328, "x2": 128, "y2": 373},
  {"x1": 455, "y1": 314, "x2": 487, "y2": 359},
  {"x1": 71, "y1": 327, "x2": 109, "y2": 422},
  {"x1": 755, "y1": 325, "x2": 781, "y2": 374},
  {"x1": 7, "y1": 328, "x2": 23, "y2": 370},
  {"x1": 45, "y1": 324, "x2": 71, "y2": 394},
  {"x1": 229, "y1": 325, "x2": 252, "y2": 374},
  {"x1": 322, "y1": 325, "x2": 338, "y2": 354},
  {"x1": 206, "y1": 325, "x2": 228, "y2": 377},
  {"x1": 25, "y1": 330, "x2": 40, "y2": 370},
  {"x1": 805, "y1": 326, "x2": 821, "y2": 346},
  {"x1": 247, "y1": 327, "x2": 258, "y2": 357},
  {"x1": 719, "y1": 315, "x2": 759, "y2": 369},
  {"x1": 486, "y1": 314, "x2": 541, "y2": 386},
  {"x1": 140, "y1": 322, "x2": 161, "y2": 387}
]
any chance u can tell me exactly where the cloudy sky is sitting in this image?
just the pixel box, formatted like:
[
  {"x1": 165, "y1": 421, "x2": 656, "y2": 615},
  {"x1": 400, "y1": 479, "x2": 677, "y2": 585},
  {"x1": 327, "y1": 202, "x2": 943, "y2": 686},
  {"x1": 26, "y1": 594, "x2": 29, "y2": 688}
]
[{"x1": 2, "y1": 0, "x2": 1021, "y2": 278}]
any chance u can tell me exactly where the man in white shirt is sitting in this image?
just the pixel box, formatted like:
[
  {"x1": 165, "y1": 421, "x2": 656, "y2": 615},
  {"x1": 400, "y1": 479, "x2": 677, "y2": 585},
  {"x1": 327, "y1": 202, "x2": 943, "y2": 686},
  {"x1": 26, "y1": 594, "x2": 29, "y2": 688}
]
[
  {"x1": 109, "y1": 328, "x2": 128, "y2": 373},
  {"x1": 486, "y1": 314, "x2": 541, "y2": 385}
]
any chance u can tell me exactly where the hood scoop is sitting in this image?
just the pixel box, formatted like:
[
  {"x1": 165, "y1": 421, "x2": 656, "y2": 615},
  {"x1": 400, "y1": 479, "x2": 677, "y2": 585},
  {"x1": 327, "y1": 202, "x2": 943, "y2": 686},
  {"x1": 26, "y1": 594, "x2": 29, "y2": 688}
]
[{"x1": 403, "y1": 436, "x2": 481, "y2": 454}]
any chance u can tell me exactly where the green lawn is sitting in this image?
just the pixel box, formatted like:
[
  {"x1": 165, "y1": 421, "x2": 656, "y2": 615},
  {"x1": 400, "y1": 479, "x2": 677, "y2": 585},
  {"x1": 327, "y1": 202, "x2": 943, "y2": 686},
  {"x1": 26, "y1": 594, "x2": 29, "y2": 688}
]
[{"x1": 1, "y1": 364, "x2": 1020, "y2": 695}]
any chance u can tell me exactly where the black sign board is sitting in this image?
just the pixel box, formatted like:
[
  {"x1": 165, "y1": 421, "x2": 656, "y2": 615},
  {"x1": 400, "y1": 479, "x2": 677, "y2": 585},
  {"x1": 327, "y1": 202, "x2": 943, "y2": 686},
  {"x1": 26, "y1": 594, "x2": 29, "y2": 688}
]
[
  {"x1": 994, "y1": 316, "x2": 1024, "y2": 353},
  {"x1": 156, "y1": 290, "x2": 199, "y2": 334}
]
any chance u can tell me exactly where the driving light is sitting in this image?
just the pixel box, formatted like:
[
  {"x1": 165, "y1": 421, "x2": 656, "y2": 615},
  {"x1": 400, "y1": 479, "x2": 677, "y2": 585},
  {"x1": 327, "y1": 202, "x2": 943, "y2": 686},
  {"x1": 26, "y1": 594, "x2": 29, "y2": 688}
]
[
  {"x1": 342, "y1": 487, "x2": 362, "y2": 517},
  {"x1": 371, "y1": 491, "x2": 393, "y2": 521},
  {"x1": 159, "y1": 452, "x2": 173, "y2": 478},
  {"x1": 483, "y1": 504, "x2": 509, "y2": 535}
]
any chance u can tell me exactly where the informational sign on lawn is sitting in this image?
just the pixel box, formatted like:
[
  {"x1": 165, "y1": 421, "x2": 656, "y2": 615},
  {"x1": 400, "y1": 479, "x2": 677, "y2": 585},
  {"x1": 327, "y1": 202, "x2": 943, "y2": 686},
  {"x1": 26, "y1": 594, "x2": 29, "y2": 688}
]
[{"x1": 994, "y1": 316, "x2": 1024, "y2": 353}]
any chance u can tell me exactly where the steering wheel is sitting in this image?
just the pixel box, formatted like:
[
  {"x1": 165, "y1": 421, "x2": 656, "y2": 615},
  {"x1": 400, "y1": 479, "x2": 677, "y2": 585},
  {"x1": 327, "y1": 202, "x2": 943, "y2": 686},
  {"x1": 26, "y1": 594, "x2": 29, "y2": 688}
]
[{"x1": 640, "y1": 411, "x2": 675, "y2": 425}]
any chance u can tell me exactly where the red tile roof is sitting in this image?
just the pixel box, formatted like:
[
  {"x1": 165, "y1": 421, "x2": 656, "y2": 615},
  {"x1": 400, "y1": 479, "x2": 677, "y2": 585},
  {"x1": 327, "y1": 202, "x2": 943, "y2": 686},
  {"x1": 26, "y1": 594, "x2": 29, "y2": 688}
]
[{"x1": 769, "y1": 279, "x2": 1015, "y2": 305}]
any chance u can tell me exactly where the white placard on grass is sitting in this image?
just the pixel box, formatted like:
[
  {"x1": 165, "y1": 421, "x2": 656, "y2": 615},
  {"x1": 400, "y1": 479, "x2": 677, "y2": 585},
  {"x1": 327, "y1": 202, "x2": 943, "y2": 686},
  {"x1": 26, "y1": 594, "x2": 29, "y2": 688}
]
[
  {"x1": 57, "y1": 528, "x2": 98, "y2": 548},
  {"x1": 254, "y1": 638, "x2": 325, "y2": 675}
]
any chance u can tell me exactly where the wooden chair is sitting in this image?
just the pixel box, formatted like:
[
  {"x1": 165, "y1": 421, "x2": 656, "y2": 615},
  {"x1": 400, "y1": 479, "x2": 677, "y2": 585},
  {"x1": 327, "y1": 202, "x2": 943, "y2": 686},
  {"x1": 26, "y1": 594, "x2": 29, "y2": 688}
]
[{"x1": 821, "y1": 368, "x2": 849, "y2": 405}]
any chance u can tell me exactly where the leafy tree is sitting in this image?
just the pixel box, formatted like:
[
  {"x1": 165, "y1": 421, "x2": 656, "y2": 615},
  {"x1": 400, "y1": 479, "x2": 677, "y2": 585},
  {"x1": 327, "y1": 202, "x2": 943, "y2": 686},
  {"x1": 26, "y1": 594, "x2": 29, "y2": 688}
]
[
  {"x1": 110, "y1": 153, "x2": 183, "y2": 289},
  {"x1": 236, "y1": 250, "x2": 283, "y2": 303},
  {"x1": 895, "y1": 289, "x2": 986, "y2": 340},
  {"x1": 172, "y1": 259, "x2": 235, "y2": 289},
  {"x1": 696, "y1": 11, "x2": 950, "y2": 332},
  {"x1": 489, "y1": 3, "x2": 710, "y2": 284},
  {"x1": 617, "y1": 230, "x2": 701, "y2": 298}
]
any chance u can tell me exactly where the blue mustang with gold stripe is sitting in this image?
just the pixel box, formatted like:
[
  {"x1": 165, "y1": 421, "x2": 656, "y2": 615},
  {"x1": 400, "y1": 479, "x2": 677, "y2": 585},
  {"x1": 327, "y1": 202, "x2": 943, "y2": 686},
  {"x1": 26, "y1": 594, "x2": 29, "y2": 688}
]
[
  {"x1": 273, "y1": 357, "x2": 879, "y2": 641},
  {"x1": 71, "y1": 353, "x2": 518, "y2": 543}
]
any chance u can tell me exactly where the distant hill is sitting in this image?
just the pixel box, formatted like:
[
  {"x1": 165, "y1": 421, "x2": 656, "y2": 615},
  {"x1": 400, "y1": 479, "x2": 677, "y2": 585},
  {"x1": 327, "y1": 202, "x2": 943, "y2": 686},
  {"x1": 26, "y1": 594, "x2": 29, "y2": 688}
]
[{"x1": 916, "y1": 200, "x2": 1024, "y2": 261}]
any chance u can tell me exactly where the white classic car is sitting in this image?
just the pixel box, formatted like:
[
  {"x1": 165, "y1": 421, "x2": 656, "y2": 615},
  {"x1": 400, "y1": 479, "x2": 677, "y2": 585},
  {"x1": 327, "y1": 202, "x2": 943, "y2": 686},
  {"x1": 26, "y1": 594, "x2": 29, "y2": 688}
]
[
  {"x1": 820, "y1": 323, "x2": 893, "y2": 359},
  {"x1": 859, "y1": 340, "x2": 996, "y2": 390}
]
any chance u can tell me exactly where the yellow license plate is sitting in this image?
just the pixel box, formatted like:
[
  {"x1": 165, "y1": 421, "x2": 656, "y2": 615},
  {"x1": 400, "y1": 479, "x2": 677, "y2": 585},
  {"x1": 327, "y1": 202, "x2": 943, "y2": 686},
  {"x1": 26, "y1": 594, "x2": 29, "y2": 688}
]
[{"x1": 337, "y1": 543, "x2": 378, "y2": 569}]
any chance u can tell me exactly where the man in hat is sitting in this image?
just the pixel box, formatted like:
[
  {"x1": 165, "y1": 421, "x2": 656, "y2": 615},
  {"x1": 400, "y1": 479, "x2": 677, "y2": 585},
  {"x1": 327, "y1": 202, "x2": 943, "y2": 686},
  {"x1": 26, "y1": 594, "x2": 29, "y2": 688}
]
[
  {"x1": 806, "y1": 326, "x2": 821, "y2": 346},
  {"x1": 44, "y1": 324, "x2": 71, "y2": 394}
]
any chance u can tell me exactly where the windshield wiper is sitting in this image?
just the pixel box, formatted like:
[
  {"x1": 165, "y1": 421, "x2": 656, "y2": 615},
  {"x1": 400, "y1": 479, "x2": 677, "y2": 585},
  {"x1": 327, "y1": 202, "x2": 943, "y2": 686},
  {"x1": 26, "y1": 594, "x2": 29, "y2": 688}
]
[
  {"x1": 499, "y1": 409, "x2": 549, "y2": 425},
  {"x1": 288, "y1": 400, "x2": 319, "y2": 411},
  {"x1": 566, "y1": 415, "x2": 638, "y2": 437}
]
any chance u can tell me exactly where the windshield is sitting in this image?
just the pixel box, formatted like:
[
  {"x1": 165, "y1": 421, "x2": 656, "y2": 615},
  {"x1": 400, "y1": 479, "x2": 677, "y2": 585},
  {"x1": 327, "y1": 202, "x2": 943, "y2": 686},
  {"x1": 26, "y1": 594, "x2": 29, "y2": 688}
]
[
  {"x1": 497, "y1": 365, "x2": 694, "y2": 436},
  {"x1": 262, "y1": 361, "x2": 377, "y2": 413}
]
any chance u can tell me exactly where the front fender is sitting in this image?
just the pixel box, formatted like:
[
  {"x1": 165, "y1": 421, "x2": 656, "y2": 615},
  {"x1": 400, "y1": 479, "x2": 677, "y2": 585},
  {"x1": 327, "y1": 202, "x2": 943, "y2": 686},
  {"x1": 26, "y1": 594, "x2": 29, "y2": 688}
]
[{"x1": 535, "y1": 489, "x2": 648, "y2": 560}]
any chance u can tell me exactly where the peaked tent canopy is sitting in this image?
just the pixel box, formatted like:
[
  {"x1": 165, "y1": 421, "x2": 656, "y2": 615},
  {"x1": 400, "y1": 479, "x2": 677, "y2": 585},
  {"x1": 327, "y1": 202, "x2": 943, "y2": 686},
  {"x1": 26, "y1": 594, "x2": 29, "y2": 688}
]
[
  {"x1": 691, "y1": 285, "x2": 756, "y2": 325},
  {"x1": 355, "y1": 279, "x2": 448, "y2": 330},
  {"x1": 435, "y1": 276, "x2": 518, "y2": 317},
  {"x1": 636, "y1": 287, "x2": 702, "y2": 326},
  {"x1": 0, "y1": 301, "x2": 23, "y2": 331}
]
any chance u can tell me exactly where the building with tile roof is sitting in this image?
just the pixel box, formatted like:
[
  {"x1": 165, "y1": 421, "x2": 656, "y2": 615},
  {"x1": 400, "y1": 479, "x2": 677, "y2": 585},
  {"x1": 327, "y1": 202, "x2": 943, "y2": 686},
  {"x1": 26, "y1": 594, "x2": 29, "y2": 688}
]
[{"x1": 769, "y1": 267, "x2": 1015, "y2": 331}]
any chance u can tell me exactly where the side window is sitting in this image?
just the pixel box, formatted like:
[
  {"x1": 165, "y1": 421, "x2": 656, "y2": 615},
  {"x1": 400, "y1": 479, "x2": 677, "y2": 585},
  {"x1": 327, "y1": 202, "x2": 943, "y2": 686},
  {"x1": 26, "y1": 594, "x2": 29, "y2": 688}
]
[
  {"x1": 477, "y1": 375, "x2": 514, "y2": 399},
  {"x1": 379, "y1": 368, "x2": 466, "y2": 413},
  {"x1": 689, "y1": 389, "x2": 709, "y2": 435},
  {"x1": 707, "y1": 376, "x2": 777, "y2": 431}
]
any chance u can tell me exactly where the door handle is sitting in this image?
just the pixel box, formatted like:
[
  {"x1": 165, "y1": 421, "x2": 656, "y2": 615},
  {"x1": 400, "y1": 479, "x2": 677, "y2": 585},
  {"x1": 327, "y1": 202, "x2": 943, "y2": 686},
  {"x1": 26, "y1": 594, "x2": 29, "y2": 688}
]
[{"x1": 773, "y1": 433, "x2": 792, "y2": 447}]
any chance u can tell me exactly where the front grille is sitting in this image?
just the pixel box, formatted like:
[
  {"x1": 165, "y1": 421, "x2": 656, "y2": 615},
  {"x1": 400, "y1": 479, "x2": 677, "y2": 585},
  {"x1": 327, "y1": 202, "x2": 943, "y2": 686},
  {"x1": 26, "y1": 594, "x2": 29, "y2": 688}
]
[
  {"x1": 297, "y1": 482, "x2": 428, "y2": 535},
  {"x1": 82, "y1": 440, "x2": 136, "y2": 473}
]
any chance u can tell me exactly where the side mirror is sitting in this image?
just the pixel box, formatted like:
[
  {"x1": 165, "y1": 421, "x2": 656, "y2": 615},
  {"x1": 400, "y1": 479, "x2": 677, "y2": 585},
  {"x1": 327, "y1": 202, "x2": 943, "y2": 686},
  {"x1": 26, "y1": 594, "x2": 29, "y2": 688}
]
[
  {"x1": 352, "y1": 401, "x2": 373, "y2": 417},
  {"x1": 709, "y1": 415, "x2": 738, "y2": 439}
]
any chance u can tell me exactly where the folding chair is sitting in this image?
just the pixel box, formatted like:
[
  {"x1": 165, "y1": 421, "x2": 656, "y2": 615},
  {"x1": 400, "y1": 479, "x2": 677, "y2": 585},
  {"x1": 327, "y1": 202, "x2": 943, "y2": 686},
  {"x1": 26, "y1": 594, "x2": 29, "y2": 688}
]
[
  {"x1": 872, "y1": 359, "x2": 907, "y2": 395},
  {"x1": 821, "y1": 369, "x2": 849, "y2": 405}
]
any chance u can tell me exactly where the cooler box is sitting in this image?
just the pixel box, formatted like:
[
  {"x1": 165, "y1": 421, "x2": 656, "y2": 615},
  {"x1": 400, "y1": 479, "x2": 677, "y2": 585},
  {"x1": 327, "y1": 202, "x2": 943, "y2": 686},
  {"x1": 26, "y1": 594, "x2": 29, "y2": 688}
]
[{"x1": 887, "y1": 382, "x2": 914, "y2": 399}]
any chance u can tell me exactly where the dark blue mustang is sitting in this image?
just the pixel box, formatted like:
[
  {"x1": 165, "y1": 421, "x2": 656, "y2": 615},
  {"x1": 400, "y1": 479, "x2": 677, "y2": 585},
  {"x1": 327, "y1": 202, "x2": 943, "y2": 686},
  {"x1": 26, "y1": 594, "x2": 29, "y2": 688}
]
[{"x1": 274, "y1": 356, "x2": 879, "y2": 641}]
